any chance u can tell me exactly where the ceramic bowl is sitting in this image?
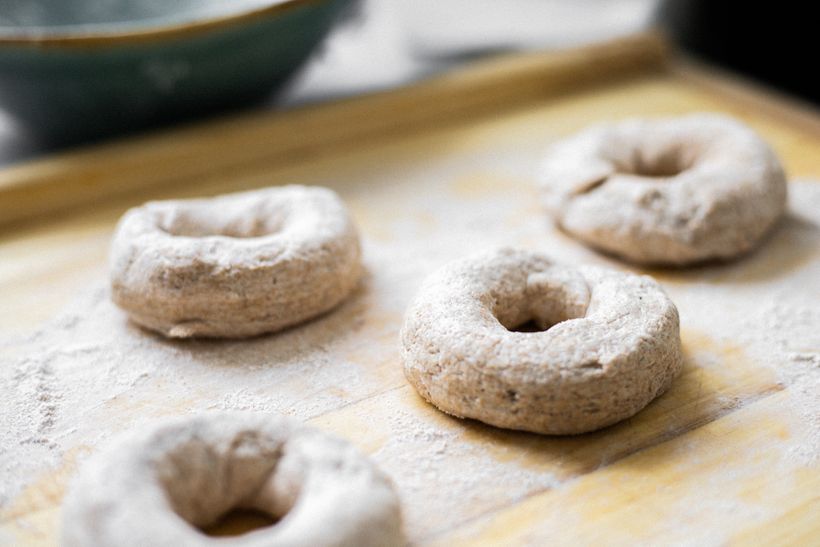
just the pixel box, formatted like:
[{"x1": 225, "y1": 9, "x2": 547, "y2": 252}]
[{"x1": 0, "y1": 0, "x2": 351, "y2": 144}]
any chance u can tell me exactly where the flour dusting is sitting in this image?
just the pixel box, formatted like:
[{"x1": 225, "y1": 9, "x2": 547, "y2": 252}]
[{"x1": 1, "y1": 142, "x2": 819, "y2": 544}]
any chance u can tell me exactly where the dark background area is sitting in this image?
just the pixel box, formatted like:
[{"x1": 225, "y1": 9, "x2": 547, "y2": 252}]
[{"x1": 659, "y1": 1, "x2": 818, "y2": 105}]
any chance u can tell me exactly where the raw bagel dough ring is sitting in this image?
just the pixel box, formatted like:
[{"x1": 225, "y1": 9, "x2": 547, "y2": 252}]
[
  {"x1": 110, "y1": 185, "x2": 362, "y2": 338},
  {"x1": 61, "y1": 413, "x2": 404, "y2": 547},
  {"x1": 401, "y1": 248, "x2": 683, "y2": 435},
  {"x1": 539, "y1": 113, "x2": 787, "y2": 265}
]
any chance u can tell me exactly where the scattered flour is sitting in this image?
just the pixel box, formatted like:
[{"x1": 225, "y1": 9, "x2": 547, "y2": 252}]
[{"x1": 1, "y1": 139, "x2": 818, "y2": 544}]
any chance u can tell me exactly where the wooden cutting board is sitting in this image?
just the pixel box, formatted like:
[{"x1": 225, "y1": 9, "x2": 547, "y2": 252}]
[{"x1": 1, "y1": 33, "x2": 818, "y2": 546}]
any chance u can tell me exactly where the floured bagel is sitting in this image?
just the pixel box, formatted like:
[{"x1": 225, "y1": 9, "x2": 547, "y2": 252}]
[
  {"x1": 539, "y1": 113, "x2": 787, "y2": 265},
  {"x1": 401, "y1": 248, "x2": 683, "y2": 435},
  {"x1": 61, "y1": 413, "x2": 404, "y2": 547},
  {"x1": 110, "y1": 185, "x2": 362, "y2": 338}
]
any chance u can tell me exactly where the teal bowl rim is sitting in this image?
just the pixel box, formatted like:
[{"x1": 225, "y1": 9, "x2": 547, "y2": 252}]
[{"x1": 0, "y1": 0, "x2": 329, "y2": 47}]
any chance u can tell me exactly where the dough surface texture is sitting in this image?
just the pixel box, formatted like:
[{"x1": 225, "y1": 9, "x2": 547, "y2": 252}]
[
  {"x1": 110, "y1": 185, "x2": 361, "y2": 338},
  {"x1": 539, "y1": 113, "x2": 787, "y2": 265},
  {"x1": 61, "y1": 413, "x2": 404, "y2": 547},
  {"x1": 401, "y1": 248, "x2": 683, "y2": 435}
]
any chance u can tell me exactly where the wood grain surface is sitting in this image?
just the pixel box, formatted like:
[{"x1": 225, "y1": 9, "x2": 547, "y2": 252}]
[{"x1": 1, "y1": 34, "x2": 818, "y2": 546}]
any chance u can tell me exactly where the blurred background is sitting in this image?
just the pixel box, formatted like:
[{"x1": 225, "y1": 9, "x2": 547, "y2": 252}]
[{"x1": 0, "y1": 0, "x2": 814, "y2": 166}]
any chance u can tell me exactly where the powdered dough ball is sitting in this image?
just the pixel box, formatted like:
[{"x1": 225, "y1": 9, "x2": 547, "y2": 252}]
[
  {"x1": 110, "y1": 185, "x2": 361, "y2": 338},
  {"x1": 61, "y1": 413, "x2": 405, "y2": 547},
  {"x1": 401, "y1": 248, "x2": 683, "y2": 435},
  {"x1": 539, "y1": 113, "x2": 787, "y2": 265}
]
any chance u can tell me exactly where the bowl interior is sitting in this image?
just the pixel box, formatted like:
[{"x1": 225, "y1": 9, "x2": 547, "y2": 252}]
[{"x1": 0, "y1": 0, "x2": 295, "y2": 34}]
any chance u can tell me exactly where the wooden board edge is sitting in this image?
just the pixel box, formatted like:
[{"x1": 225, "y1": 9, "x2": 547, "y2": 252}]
[
  {"x1": 669, "y1": 55, "x2": 820, "y2": 137},
  {"x1": 0, "y1": 32, "x2": 667, "y2": 231}
]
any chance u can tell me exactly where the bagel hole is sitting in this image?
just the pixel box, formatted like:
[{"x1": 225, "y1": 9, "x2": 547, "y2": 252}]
[
  {"x1": 508, "y1": 319, "x2": 551, "y2": 333},
  {"x1": 159, "y1": 210, "x2": 285, "y2": 239},
  {"x1": 158, "y1": 435, "x2": 295, "y2": 540},
  {"x1": 202, "y1": 508, "x2": 280, "y2": 537},
  {"x1": 505, "y1": 310, "x2": 583, "y2": 333},
  {"x1": 615, "y1": 148, "x2": 692, "y2": 178}
]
